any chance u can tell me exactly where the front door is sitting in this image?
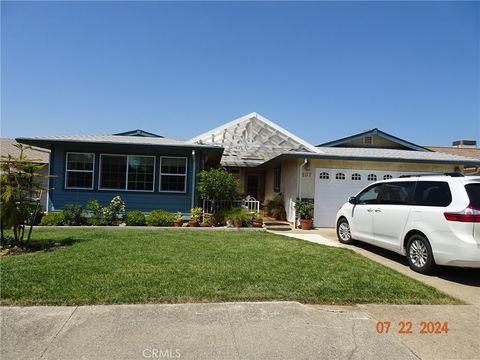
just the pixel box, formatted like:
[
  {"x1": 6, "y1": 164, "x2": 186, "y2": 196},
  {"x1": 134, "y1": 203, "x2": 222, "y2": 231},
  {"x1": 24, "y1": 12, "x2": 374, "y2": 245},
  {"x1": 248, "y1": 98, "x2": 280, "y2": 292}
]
[{"x1": 246, "y1": 175, "x2": 259, "y2": 199}]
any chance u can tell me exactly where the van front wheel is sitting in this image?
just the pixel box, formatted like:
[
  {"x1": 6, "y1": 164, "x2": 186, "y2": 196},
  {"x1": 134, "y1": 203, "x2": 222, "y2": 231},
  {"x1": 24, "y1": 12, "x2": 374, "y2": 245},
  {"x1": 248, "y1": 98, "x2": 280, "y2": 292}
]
[{"x1": 336, "y1": 218, "x2": 354, "y2": 244}]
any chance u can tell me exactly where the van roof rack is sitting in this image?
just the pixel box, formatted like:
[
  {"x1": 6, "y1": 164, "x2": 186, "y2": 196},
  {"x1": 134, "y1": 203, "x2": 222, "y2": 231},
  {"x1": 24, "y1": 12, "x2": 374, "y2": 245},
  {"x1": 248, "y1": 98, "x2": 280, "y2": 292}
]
[{"x1": 399, "y1": 172, "x2": 464, "y2": 178}]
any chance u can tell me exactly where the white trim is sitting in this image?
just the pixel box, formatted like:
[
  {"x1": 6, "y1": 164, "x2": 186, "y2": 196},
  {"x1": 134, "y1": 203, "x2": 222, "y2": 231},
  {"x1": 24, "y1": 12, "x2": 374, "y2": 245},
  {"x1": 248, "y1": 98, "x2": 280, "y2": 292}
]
[
  {"x1": 98, "y1": 153, "x2": 156, "y2": 192},
  {"x1": 64, "y1": 152, "x2": 95, "y2": 190},
  {"x1": 159, "y1": 156, "x2": 188, "y2": 193},
  {"x1": 188, "y1": 112, "x2": 320, "y2": 153}
]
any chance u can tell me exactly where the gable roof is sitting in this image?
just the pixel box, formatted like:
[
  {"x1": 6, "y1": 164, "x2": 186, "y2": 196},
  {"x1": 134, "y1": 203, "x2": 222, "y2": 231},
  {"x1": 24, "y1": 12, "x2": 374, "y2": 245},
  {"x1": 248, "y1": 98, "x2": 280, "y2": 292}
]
[
  {"x1": 114, "y1": 129, "x2": 163, "y2": 137},
  {"x1": 0, "y1": 138, "x2": 50, "y2": 163},
  {"x1": 189, "y1": 112, "x2": 319, "y2": 167},
  {"x1": 317, "y1": 128, "x2": 431, "y2": 152}
]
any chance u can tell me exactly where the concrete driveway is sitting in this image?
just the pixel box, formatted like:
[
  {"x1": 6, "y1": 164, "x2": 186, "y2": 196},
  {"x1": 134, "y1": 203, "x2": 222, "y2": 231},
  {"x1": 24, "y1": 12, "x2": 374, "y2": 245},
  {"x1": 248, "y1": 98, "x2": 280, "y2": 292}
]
[
  {"x1": 2, "y1": 302, "x2": 479, "y2": 360},
  {"x1": 276, "y1": 228, "x2": 480, "y2": 306}
]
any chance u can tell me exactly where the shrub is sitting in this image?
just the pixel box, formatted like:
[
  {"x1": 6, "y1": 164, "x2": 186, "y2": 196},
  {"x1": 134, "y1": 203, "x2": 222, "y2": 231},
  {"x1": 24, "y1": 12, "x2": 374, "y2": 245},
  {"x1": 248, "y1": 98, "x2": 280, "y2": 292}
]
[
  {"x1": 198, "y1": 169, "x2": 240, "y2": 201},
  {"x1": 124, "y1": 210, "x2": 146, "y2": 226},
  {"x1": 146, "y1": 210, "x2": 175, "y2": 227},
  {"x1": 62, "y1": 204, "x2": 84, "y2": 226},
  {"x1": 220, "y1": 207, "x2": 252, "y2": 226},
  {"x1": 265, "y1": 193, "x2": 284, "y2": 215},
  {"x1": 40, "y1": 212, "x2": 65, "y2": 226},
  {"x1": 103, "y1": 196, "x2": 126, "y2": 225}
]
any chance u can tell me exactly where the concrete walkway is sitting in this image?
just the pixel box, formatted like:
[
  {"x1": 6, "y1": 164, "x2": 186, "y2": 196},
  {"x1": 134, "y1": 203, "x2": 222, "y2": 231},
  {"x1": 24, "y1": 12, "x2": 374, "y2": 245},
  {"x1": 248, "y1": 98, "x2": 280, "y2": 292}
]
[
  {"x1": 271, "y1": 229, "x2": 480, "y2": 306},
  {"x1": 3, "y1": 302, "x2": 478, "y2": 360}
]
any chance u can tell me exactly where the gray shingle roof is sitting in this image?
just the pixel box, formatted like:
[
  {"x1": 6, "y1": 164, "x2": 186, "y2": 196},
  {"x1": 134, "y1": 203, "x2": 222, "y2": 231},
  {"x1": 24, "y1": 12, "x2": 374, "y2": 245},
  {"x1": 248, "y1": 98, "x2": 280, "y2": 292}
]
[
  {"x1": 0, "y1": 138, "x2": 50, "y2": 163},
  {"x1": 279, "y1": 147, "x2": 480, "y2": 165},
  {"x1": 16, "y1": 134, "x2": 223, "y2": 150}
]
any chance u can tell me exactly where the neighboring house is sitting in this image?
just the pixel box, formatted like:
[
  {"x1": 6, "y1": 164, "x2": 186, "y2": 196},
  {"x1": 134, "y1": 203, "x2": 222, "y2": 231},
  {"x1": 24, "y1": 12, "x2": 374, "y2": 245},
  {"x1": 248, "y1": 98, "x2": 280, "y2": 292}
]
[
  {"x1": 189, "y1": 113, "x2": 480, "y2": 227},
  {"x1": 0, "y1": 138, "x2": 50, "y2": 210},
  {"x1": 17, "y1": 113, "x2": 480, "y2": 227},
  {"x1": 17, "y1": 131, "x2": 223, "y2": 214}
]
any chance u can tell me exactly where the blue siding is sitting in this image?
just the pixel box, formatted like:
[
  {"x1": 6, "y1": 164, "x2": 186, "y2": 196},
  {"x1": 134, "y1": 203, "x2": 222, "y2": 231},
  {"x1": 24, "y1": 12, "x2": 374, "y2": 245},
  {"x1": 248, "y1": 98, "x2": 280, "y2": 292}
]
[{"x1": 48, "y1": 143, "x2": 203, "y2": 213}]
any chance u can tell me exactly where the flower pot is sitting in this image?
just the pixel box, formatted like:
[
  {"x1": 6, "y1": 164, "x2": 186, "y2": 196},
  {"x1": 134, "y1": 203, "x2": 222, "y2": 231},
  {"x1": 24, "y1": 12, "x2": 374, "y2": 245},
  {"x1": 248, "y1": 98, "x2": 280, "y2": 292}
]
[
  {"x1": 188, "y1": 220, "x2": 199, "y2": 227},
  {"x1": 234, "y1": 219, "x2": 242, "y2": 228},
  {"x1": 252, "y1": 221, "x2": 263, "y2": 228},
  {"x1": 200, "y1": 223, "x2": 210, "y2": 227},
  {"x1": 174, "y1": 220, "x2": 183, "y2": 227},
  {"x1": 300, "y1": 219, "x2": 312, "y2": 230}
]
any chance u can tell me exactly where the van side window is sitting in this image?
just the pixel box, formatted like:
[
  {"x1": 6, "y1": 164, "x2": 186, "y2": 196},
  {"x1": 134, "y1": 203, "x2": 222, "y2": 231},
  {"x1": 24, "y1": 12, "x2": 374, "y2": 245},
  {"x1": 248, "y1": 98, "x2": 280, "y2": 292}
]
[
  {"x1": 376, "y1": 182, "x2": 415, "y2": 205},
  {"x1": 357, "y1": 184, "x2": 382, "y2": 205},
  {"x1": 414, "y1": 181, "x2": 452, "y2": 207}
]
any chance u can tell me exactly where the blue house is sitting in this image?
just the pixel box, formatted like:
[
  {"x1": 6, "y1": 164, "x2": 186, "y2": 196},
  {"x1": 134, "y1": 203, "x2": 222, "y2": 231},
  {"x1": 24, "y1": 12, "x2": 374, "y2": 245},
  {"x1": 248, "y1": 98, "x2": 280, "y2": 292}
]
[{"x1": 17, "y1": 130, "x2": 223, "y2": 214}]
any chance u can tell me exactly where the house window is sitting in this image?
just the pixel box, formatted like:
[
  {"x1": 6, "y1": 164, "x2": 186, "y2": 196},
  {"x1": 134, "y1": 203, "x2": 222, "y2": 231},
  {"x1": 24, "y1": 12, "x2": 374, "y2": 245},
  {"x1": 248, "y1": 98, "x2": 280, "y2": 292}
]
[
  {"x1": 160, "y1": 157, "x2": 187, "y2": 192},
  {"x1": 100, "y1": 154, "x2": 155, "y2": 191},
  {"x1": 65, "y1": 152, "x2": 94, "y2": 189},
  {"x1": 274, "y1": 167, "x2": 281, "y2": 192},
  {"x1": 383, "y1": 174, "x2": 393, "y2": 180},
  {"x1": 367, "y1": 174, "x2": 377, "y2": 181},
  {"x1": 335, "y1": 172, "x2": 345, "y2": 180},
  {"x1": 319, "y1": 172, "x2": 329, "y2": 179},
  {"x1": 363, "y1": 136, "x2": 373, "y2": 146},
  {"x1": 352, "y1": 173, "x2": 362, "y2": 181}
]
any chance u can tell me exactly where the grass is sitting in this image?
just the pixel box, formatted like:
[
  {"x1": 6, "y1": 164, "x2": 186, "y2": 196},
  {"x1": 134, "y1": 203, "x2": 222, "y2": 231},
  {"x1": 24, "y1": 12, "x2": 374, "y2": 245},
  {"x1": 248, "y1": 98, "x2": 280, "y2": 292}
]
[{"x1": 0, "y1": 228, "x2": 459, "y2": 306}]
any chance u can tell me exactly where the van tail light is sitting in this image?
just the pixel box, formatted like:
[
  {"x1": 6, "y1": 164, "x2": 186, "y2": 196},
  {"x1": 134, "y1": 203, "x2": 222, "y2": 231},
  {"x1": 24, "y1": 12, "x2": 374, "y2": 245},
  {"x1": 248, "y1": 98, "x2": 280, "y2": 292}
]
[{"x1": 444, "y1": 205, "x2": 480, "y2": 223}]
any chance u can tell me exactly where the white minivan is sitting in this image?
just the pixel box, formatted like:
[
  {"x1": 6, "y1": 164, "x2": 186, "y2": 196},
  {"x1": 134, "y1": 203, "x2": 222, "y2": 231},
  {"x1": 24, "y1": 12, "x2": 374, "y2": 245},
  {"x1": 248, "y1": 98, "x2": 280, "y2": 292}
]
[{"x1": 335, "y1": 174, "x2": 480, "y2": 273}]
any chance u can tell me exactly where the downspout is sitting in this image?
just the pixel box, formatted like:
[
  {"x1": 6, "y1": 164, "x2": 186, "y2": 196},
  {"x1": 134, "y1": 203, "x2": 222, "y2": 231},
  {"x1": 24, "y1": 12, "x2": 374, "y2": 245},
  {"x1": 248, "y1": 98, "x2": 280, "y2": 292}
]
[
  {"x1": 46, "y1": 151, "x2": 51, "y2": 213},
  {"x1": 191, "y1": 150, "x2": 196, "y2": 210},
  {"x1": 296, "y1": 158, "x2": 308, "y2": 228}
]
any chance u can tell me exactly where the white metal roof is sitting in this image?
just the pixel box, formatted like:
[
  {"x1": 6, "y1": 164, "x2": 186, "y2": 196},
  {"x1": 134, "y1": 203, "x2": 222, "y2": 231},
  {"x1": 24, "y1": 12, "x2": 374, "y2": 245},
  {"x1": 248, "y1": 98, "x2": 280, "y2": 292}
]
[{"x1": 188, "y1": 112, "x2": 319, "y2": 167}]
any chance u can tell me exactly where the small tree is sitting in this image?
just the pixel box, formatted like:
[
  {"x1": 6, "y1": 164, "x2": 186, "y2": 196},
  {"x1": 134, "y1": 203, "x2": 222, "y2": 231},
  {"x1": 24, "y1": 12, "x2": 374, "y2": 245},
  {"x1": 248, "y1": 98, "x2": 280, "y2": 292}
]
[
  {"x1": 0, "y1": 144, "x2": 49, "y2": 247},
  {"x1": 197, "y1": 169, "x2": 240, "y2": 213}
]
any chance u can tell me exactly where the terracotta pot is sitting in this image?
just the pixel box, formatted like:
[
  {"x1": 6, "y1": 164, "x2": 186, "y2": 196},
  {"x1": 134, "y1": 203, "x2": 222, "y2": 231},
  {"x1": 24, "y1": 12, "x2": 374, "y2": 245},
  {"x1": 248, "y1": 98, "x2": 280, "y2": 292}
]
[
  {"x1": 188, "y1": 220, "x2": 200, "y2": 227},
  {"x1": 252, "y1": 221, "x2": 263, "y2": 228},
  {"x1": 234, "y1": 219, "x2": 242, "y2": 228},
  {"x1": 200, "y1": 223, "x2": 210, "y2": 227},
  {"x1": 174, "y1": 220, "x2": 182, "y2": 227},
  {"x1": 300, "y1": 219, "x2": 312, "y2": 230}
]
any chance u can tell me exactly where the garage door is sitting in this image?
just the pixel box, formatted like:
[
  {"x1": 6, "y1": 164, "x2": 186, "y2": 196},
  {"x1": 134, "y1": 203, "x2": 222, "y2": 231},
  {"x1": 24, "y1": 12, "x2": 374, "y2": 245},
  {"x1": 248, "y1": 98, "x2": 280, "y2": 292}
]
[{"x1": 313, "y1": 168, "x2": 420, "y2": 228}]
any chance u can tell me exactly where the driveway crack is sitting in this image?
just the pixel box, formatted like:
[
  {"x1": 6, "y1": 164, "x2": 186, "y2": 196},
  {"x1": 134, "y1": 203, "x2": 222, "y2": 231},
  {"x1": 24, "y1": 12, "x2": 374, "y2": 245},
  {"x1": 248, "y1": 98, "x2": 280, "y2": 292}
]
[
  {"x1": 39, "y1": 306, "x2": 78, "y2": 359},
  {"x1": 223, "y1": 304, "x2": 241, "y2": 360}
]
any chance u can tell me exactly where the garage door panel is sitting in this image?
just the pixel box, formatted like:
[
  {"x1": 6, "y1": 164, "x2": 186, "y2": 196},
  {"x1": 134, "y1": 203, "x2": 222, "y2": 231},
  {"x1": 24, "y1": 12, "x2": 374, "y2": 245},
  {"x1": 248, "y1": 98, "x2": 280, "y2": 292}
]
[{"x1": 313, "y1": 169, "x2": 419, "y2": 228}]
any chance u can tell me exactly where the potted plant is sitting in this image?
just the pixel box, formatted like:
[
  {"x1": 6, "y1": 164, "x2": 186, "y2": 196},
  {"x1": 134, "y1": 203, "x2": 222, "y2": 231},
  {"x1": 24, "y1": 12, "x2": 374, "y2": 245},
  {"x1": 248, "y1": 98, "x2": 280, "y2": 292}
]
[
  {"x1": 295, "y1": 200, "x2": 313, "y2": 230},
  {"x1": 252, "y1": 213, "x2": 263, "y2": 228},
  {"x1": 189, "y1": 207, "x2": 203, "y2": 227},
  {"x1": 174, "y1": 211, "x2": 183, "y2": 227},
  {"x1": 201, "y1": 214, "x2": 212, "y2": 227}
]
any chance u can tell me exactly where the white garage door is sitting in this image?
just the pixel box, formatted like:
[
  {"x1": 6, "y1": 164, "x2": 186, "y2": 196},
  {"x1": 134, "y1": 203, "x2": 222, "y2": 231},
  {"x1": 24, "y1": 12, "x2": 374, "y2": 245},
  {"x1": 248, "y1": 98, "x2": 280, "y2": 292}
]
[{"x1": 313, "y1": 168, "x2": 421, "y2": 228}]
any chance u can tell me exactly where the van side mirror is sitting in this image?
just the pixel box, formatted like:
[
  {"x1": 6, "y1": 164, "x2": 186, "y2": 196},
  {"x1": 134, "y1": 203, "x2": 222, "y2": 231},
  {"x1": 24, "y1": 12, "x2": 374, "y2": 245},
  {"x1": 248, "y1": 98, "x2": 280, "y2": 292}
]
[{"x1": 348, "y1": 196, "x2": 357, "y2": 205}]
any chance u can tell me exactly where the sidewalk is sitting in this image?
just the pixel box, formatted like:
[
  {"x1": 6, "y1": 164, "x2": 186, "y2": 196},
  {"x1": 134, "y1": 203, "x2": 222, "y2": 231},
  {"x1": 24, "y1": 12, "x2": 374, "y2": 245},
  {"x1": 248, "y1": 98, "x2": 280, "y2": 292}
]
[{"x1": 3, "y1": 302, "x2": 478, "y2": 360}]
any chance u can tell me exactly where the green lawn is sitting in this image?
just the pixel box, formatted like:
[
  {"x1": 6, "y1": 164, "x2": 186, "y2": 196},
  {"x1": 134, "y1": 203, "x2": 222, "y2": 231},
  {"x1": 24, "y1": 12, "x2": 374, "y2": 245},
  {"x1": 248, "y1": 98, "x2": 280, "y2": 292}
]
[{"x1": 0, "y1": 228, "x2": 459, "y2": 305}]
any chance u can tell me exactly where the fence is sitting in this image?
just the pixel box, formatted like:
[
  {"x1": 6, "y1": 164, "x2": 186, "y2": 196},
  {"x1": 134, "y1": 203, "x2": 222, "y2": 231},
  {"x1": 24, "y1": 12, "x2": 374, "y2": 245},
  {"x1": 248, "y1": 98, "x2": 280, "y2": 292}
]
[{"x1": 202, "y1": 196, "x2": 260, "y2": 214}]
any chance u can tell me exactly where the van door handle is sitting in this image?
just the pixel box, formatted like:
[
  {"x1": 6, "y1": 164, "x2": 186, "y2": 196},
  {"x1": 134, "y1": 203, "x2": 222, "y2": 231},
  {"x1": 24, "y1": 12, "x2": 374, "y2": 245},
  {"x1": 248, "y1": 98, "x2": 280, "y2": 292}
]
[
  {"x1": 374, "y1": 209, "x2": 381, "y2": 213},
  {"x1": 367, "y1": 209, "x2": 373, "y2": 212}
]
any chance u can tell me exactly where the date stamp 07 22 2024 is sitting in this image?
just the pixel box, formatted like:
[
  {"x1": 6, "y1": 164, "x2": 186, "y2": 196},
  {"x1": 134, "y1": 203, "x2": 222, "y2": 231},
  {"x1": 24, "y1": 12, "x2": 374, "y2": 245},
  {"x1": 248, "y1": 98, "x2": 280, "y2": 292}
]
[{"x1": 375, "y1": 321, "x2": 449, "y2": 335}]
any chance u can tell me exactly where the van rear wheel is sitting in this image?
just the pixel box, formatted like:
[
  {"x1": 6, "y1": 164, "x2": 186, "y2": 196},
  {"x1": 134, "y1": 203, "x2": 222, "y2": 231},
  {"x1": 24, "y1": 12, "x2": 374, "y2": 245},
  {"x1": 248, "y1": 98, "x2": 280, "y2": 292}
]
[
  {"x1": 336, "y1": 218, "x2": 354, "y2": 244},
  {"x1": 406, "y1": 234, "x2": 436, "y2": 274}
]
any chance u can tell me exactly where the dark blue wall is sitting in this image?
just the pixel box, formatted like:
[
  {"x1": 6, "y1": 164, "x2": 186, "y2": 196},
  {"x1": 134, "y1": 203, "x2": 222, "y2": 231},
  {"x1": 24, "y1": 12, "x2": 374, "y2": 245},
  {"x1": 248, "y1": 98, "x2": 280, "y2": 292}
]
[{"x1": 48, "y1": 143, "x2": 204, "y2": 214}]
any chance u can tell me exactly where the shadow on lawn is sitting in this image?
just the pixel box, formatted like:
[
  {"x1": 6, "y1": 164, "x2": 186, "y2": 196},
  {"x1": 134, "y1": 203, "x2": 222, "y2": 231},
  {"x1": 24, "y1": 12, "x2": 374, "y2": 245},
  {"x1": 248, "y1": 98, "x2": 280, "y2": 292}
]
[{"x1": 351, "y1": 241, "x2": 480, "y2": 287}]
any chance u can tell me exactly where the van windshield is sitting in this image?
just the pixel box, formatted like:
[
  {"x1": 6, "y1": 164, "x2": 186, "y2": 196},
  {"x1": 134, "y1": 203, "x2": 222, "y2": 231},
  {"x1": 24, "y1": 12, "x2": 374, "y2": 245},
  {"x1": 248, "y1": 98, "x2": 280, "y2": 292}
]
[{"x1": 465, "y1": 183, "x2": 480, "y2": 209}]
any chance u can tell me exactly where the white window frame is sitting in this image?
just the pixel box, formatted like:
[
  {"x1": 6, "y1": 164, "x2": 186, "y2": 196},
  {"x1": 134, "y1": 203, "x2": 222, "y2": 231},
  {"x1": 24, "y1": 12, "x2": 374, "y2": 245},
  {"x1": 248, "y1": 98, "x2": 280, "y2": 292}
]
[
  {"x1": 98, "y1": 154, "x2": 156, "y2": 192},
  {"x1": 159, "y1": 156, "x2": 188, "y2": 193},
  {"x1": 65, "y1": 152, "x2": 95, "y2": 190}
]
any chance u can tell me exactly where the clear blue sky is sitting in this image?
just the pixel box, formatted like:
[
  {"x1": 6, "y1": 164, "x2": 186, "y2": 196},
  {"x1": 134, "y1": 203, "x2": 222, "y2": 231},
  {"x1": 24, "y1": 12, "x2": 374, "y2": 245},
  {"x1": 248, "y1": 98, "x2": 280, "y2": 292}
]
[{"x1": 1, "y1": 1, "x2": 479, "y2": 146}]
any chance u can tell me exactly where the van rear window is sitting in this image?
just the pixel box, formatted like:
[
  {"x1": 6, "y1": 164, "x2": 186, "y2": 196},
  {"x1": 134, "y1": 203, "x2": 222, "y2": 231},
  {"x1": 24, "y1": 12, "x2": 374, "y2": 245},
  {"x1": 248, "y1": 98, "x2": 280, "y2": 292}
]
[
  {"x1": 413, "y1": 181, "x2": 452, "y2": 207},
  {"x1": 465, "y1": 184, "x2": 480, "y2": 209}
]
